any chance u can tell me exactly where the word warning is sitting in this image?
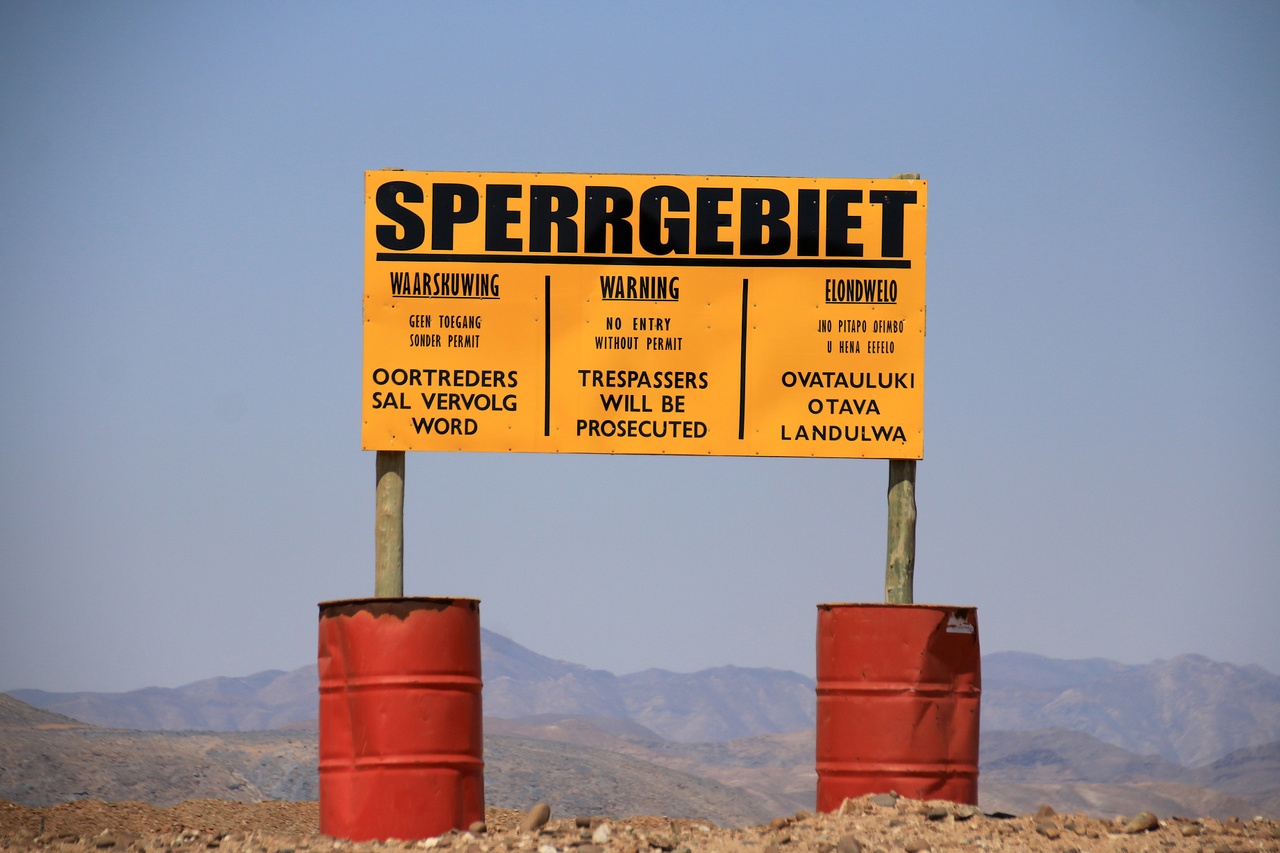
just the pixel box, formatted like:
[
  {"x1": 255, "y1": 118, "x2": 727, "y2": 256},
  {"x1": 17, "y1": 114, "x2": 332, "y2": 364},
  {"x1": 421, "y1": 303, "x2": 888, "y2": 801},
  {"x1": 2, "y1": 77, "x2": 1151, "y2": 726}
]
[{"x1": 362, "y1": 170, "x2": 927, "y2": 459}]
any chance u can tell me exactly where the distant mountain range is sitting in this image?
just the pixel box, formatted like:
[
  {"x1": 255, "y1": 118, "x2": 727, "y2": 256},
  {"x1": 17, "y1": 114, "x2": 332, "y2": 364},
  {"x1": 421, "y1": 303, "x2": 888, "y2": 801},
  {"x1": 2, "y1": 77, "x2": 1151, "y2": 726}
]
[
  {"x1": 11, "y1": 632, "x2": 1280, "y2": 767},
  {"x1": 482, "y1": 630, "x2": 817, "y2": 742},
  {"x1": 981, "y1": 651, "x2": 1280, "y2": 767},
  {"x1": 9, "y1": 666, "x2": 319, "y2": 734},
  {"x1": 7, "y1": 628, "x2": 817, "y2": 743},
  {"x1": 5, "y1": 632, "x2": 1280, "y2": 820}
]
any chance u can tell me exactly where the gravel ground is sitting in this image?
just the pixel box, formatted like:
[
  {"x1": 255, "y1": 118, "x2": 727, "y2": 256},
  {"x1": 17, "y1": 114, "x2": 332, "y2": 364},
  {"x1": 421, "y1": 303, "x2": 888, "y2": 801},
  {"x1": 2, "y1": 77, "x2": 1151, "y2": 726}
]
[{"x1": 3, "y1": 794, "x2": 1278, "y2": 853}]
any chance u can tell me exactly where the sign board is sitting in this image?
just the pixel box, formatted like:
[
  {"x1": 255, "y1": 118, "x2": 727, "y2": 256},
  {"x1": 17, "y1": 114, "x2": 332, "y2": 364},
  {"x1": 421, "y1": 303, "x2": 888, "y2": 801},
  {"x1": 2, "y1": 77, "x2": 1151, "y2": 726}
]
[{"x1": 363, "y1": 171, "x2": 926, "y2": 458}]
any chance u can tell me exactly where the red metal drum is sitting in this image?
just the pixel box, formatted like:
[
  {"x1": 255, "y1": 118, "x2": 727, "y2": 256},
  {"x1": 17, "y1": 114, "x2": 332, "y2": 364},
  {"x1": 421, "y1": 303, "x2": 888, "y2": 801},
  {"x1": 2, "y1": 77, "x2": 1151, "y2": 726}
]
[
  {"x1": 816, "y1": 603, "x2": 980, "y2": 810},
  {"x1": 318, "y1": 597, "x2": 484, "y2": 841}
]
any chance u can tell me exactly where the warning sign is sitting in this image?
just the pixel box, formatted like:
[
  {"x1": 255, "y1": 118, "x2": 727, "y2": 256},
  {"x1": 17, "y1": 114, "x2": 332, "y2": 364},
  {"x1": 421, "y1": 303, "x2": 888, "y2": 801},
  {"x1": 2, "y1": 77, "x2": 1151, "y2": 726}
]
[{"x1": 362, "y1": 171, "x2": 927, "y2": 459}]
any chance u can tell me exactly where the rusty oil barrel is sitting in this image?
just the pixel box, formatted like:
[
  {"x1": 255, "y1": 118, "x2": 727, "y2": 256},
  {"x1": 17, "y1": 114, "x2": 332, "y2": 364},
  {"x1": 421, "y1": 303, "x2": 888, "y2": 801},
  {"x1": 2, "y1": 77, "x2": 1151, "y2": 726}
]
[
  {"x1": 816, "y1": 603, "x2": 980, "y2": 809},
  {"x1": 318, "y1": 597, "x2": 484, "y2": 841}
]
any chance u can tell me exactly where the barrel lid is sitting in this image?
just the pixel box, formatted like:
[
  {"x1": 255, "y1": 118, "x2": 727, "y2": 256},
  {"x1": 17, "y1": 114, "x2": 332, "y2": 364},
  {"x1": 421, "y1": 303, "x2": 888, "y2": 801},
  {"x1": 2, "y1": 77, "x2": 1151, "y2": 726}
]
[
  {"x1": 817, "y1": 602, "x2": 977, "y2": 610},
  {"x1": 318, "y1": 596, "x2": 479, "y2": 619}
]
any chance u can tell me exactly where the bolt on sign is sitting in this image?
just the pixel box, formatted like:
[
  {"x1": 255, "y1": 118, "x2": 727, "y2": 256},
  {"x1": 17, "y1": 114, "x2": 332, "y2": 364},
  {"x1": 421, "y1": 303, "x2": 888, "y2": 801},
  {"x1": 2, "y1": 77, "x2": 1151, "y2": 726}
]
[{"x1": 363, "y1": 171, "x2": 926, "y2": 458}]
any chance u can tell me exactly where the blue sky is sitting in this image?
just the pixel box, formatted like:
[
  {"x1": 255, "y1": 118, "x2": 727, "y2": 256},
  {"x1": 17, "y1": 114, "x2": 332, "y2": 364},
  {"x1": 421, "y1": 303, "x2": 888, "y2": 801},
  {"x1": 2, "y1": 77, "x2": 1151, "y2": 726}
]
[{"x1": 2, "y1": 2, "x2": 1277, "y2": 692}]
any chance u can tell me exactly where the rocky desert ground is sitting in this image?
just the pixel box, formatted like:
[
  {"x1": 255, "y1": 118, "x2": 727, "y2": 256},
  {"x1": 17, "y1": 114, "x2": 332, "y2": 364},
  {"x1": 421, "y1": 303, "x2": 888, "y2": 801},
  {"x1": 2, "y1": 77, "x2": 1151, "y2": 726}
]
[{"x1": 4, "y1": 793, "x2": 1280, "y2": 853}]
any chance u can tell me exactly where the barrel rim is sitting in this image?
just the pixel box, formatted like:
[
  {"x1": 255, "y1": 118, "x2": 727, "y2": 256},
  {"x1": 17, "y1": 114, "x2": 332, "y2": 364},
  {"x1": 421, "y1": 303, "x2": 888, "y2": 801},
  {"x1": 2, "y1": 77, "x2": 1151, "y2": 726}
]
[
  {"x1": 817, "y1": 602, "x2": 978, "y2": 610},
  {"x1": 319, "y1": 596, "x2": 480, "y2": 619}
]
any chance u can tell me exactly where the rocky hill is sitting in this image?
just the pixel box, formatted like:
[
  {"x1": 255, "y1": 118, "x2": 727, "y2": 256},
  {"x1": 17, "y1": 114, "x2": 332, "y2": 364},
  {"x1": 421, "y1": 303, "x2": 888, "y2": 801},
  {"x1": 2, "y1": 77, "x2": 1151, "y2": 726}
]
[
  {"x1": 0, "y1": 697, "x2": 776, "y2": 826},
  {"x1": 486, "y1": 715, "x2": 816, "y2": 817},
  {"x1": 0, "y1": 694, "x2": 85, "y2": 729},
  {"x1": 1190, "y1": 741, "x2": 1280, "y2": 815},
  {"x1": 5, "y1": 691, "x2": 1278, "y2": 821},
  {"x1": 489, "y1": 715, "x2": 1280, "y2": 820},
  {"x1": 978, "y1": 726, "x2": 1280, "y2": 817}
]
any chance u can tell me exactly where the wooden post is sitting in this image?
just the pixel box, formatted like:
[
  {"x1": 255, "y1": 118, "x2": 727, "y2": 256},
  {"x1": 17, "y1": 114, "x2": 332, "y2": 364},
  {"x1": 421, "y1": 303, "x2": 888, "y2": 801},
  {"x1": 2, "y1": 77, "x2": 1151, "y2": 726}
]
[
  {"x1": 375, "y1": 450, "x2": 405, "y2": 597},
  {"x1": 883, "y1": 173, "x2": 921, "y2": 605},
  {"x1": 885, "y1": 459, "x2": 917, "y2": 604}
]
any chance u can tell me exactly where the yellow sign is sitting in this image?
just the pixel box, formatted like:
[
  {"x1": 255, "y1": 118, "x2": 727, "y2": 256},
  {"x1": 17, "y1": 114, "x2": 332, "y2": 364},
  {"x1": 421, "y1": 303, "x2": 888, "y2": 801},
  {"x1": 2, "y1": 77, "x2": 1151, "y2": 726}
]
[{"x1": 363, "y1": 171, "x2": 926, "y2": 459}]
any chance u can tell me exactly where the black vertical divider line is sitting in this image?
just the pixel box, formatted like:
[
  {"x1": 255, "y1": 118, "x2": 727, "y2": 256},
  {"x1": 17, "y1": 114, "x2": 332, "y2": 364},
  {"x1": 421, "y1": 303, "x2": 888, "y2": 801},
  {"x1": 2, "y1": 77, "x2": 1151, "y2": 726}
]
[
  {"x1": 544, "y1": 275, "x2": 552, "y2": 436},
  {"x1": 739, "y1": 278, "x2": 749, "y2": 440}
]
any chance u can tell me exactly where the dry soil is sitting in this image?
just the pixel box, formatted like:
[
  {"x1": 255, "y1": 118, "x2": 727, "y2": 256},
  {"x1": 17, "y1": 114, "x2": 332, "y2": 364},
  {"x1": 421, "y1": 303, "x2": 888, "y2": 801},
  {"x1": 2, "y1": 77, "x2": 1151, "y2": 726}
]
[{"x1": 3, "y1": 794, "x2": 1278, "y2": 853}]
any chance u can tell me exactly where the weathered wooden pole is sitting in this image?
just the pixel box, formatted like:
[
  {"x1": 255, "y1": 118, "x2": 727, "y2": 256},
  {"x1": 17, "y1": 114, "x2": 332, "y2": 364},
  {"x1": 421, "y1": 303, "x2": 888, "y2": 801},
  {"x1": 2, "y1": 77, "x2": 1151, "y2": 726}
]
[
  {"x1": 374, "y1": 450, "x2": 405, "y2": 597},
  {"x1": 885, "y1": 459, "x2": 917, "y2": 604},
  {"x1": 882, "y1": 172, "x2": 922, "y2": 605}
]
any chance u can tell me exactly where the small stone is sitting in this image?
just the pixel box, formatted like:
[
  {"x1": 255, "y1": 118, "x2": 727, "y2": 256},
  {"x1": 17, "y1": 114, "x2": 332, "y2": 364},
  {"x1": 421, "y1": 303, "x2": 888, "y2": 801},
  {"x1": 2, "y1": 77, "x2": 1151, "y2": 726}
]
[
  {"x1": 521, "y1": 803, "x2": 552, "y2": 833},
  {"x1": 538, "y1": 845, "x2": 557, "y2": 853},
  {"x1": 769, "y1": 817, "x2": 791, "y2": 830},
  {"x1": 1124, "y1": 811, "x2": 1159, "y2": 833},
  {"x1": 94, "y1": 837, "x2": 117, "y2": 849},
  {"x1": 577, "y1": 846, "x2": 603, "y2": 853},
  {"x1": 575, "y1": 817, "x2": 592, "y2": 829},
  {"x1": 903, "y1": 840, "x2": 931, "y2": 853},
  {"x1": 468, "y1": 822, "x2": 486, "y2": 835},
  {"x1": 793, "y1": 810, "x2": 812, "y2": 822},
  {"x1": 836, "y1": 836, "x2": 864, "y2": 853},
  {"x1": 926, "y1": 807, "x2": 948, "y2": 822},
  {"x1": 1035, "y1": 822, "x2": 1061, "y2": 839},
  {"x1": 1177, "y1": 822, "x2": 1202, "y2": 837},
  {"x1": 1035, "y1": 804, "x2": 1056, "y2": 819},
  {"x1": 871, "y1": 793, "x2": 899, "y2": 808},
  {"x1": 952, "y1": 806, "x2": 979, "y2": 822},
  {"x1": 592, "y1": 824, "x2": 612, "y2": 844}
]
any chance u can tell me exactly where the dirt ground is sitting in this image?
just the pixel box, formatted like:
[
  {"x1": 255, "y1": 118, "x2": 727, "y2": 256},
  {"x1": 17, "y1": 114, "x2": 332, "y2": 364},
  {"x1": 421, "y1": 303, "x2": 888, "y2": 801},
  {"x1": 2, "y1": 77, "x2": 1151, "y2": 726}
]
[{"x1": 2, "y1": 794, "x2": 1278, "y2": 853}]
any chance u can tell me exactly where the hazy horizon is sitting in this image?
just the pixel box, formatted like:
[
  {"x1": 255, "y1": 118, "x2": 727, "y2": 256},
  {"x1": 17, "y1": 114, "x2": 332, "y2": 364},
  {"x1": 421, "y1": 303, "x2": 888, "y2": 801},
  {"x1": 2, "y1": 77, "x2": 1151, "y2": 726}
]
[{"x1": 4, "y1": 627, "x2": 1274, "y2": 696}]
